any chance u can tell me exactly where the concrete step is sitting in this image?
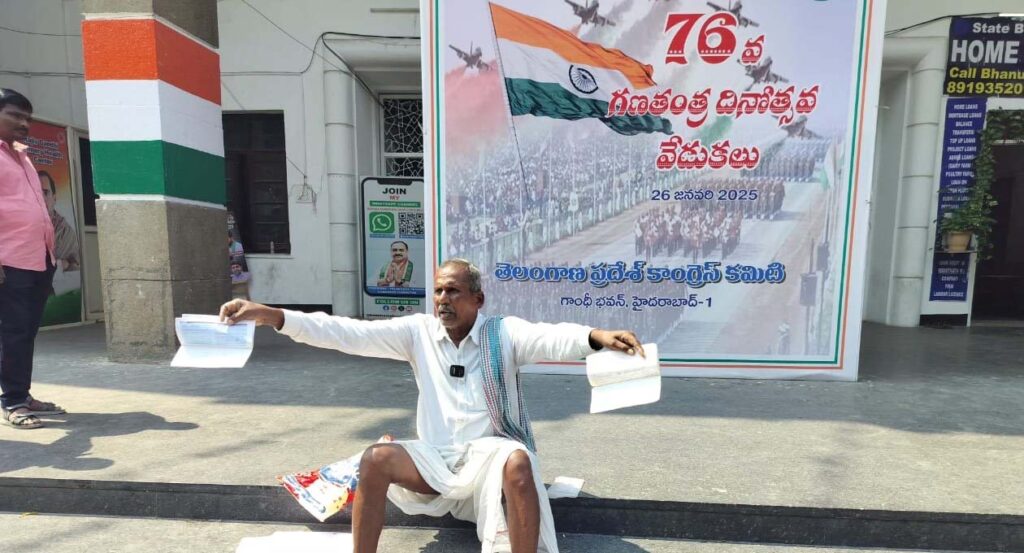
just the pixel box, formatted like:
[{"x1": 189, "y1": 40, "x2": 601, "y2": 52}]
[
  {"x1": 1, "y1": 477, "x2": 1020, "y2": 552},
  {"x1": 2, "y1": 513, "x2": 949, "y2": 553}
]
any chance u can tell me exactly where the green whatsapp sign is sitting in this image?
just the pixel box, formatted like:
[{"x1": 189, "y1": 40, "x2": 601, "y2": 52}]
[{"x1": 369, "y1": 211, "x2": 395, "y2": 234}]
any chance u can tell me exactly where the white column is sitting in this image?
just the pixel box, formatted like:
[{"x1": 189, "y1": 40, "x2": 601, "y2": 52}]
[
  {"x1": 324, "y1": 67, "x2": 360, "y2": 316},
  {"x1": 889, "y1": 44, "x2": 945, "y2": 326}
]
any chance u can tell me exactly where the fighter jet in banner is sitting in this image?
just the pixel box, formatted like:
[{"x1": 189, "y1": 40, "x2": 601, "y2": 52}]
[
  {"x1": 564, "y1": 0, "x2": 616, "y2": 27},
  {"x1": 449, "y1": 43, "x2": 491, "y2": 72},
  {"x1": 706, "y1": 0, "x2": 759, "y2": 27},
  {"x1": 742, "y1": 56, "x2": 789, "y2": 90},
  {"x1": 780, "y1": 115, "x2": 821, "y2": 140}
]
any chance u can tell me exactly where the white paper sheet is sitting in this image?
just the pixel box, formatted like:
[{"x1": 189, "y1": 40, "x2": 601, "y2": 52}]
[
  {"x1": 586, "y1": 343, "x2": 660, "y2": 413},
  {"x1": 236, "y1": 531, "x2": 352, "y2": 553},
  {"x1": 547, "y1": 476, "x2": 585, "y2": 499},
  {"x1": 171, "y1": 314, "x2": 255, "y2": 368}
]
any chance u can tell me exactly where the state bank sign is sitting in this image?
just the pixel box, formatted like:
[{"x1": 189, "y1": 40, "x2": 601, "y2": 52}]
[{"x1": 946, "y1": 16, "x2": 1024, "y2": 97}]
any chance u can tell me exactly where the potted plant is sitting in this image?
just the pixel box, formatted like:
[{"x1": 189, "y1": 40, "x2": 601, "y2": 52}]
[{"x1": 940, "y1": 197, "x2": 993, "y2": 253}]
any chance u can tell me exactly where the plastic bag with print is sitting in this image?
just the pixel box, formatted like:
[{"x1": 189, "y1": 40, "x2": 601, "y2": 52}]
[{"x1": 277, "y1": 435, "x2": 394, "y2": 522}]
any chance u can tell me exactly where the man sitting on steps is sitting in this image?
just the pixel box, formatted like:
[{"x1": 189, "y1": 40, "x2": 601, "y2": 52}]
[{"x1": 219, "y1": 258, "x2": 645, "y2": 553}]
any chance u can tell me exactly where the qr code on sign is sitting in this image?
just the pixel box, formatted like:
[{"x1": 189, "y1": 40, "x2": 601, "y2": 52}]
[{"x1": 399, "y1": 212, "x2": 424, "y2": 238}]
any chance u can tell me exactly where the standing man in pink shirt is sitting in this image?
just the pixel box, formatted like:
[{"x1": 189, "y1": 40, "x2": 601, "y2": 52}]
[{"x1": 0, "y1": 89, "x2": 65, "y2": 429}]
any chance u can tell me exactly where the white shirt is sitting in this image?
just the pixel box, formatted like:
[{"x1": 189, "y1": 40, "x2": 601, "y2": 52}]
[{"x1": 278, "y1": 311, "x2": 595, "y2": 447}]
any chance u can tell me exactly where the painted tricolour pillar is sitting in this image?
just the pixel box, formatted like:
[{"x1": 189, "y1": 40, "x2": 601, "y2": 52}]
[{"x1": 82, "y1": 0, "x2": 228, "y2": 361}]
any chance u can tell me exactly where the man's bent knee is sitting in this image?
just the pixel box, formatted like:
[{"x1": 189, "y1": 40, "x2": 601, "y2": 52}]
[
  {"x1": 360, "y1": 443, "x2": 400, "y2": 481},
  {"x1": 503, "y1": 450, "x2": 535, "y2": 491},
  {"x1": 360, "y1": 444, "x2": 436, "y2": 495}
]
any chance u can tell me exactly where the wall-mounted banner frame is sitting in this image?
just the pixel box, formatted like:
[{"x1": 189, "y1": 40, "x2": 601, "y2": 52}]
[
  {"x1": 26, "y1": 121, "x2": 83, "y2": 326},
  {"x1": 361, "y1": 176, "x2": 427, "y2": 319},
  {"x1": 420, "y1": 0, "x2": 887, "y2": 380}
]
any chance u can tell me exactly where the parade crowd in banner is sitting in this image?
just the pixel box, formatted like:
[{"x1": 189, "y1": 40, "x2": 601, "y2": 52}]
[{"x1": 447, "y1": 131, "x2": 832, "y2": 264}]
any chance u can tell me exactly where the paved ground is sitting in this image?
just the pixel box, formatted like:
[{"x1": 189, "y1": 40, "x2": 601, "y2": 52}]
[
  {"x1": 2, "y1": 513, "x2": 948, "y2": 553},
  {"x1": 4, "y1": 321, "x2": 1022, "y2": 516}
]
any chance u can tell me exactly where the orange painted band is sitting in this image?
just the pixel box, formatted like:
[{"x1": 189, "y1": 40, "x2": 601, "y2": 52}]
[{"x1": 83, "y1": 19, "x2": 220, "y2": 105}]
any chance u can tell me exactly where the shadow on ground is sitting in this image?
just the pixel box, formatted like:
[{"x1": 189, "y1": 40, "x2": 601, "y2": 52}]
[
  {"x1": 0, "y1": 412, "x2": 196, "y2": 474},
  {"x1": 33, "y1": 322, "x2": 1024, "y2": 438}
]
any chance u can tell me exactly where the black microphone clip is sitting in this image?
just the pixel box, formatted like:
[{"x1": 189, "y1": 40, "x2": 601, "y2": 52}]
[{"x1": 449, "y1": 364, "x2": 465, "y2": 378}]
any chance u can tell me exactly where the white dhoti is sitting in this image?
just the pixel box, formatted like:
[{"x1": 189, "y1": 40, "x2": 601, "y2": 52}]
[
  {"x1": 387, "y1": 437, "x2": 559, "y2": 553},
  {"x1": 277, "y1": 311, "x2": 596, "y2": 552}
]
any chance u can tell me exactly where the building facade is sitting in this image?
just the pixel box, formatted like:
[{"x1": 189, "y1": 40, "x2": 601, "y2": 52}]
[
  {"x1": 871, "y1": 0, "x2": 1024, "y2": 326},
  {"x1": 2, "y1": 0, "x2": 1022, "y2": 327}
]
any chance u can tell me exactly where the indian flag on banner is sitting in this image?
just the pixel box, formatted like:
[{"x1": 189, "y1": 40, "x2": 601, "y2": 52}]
[{"x1": 489, "y1": 3, "x2": 672, "y2": 136}]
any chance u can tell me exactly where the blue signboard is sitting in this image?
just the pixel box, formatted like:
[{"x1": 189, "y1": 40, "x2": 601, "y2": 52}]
[
  {"x1": 929, "y1": 98, "x2": 986, "y2": 302},
  {"x1": 930, "y1": 254, "x2": 972, "y2": 302},
  {"x1": 945, "y1": 17, "x2": 1024, "y2": 97},
  {"x1": 936, "y1": 98, "x2": 987, "y2": 226}
]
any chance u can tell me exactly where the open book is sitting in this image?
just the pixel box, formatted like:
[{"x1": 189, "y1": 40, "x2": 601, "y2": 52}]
[
  {"x1": 585, "y1": 343, "x2": 660, "y2": 413},
  {"x1": 171, "y1": 314, "x2": 255, "y2": 368}
]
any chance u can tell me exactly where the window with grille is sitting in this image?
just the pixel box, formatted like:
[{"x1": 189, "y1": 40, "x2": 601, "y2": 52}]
[
  {"x1": 380, "y1": 97, "x2": 424, "y2": 177},
  {"x1": 223, "y1": 113, "x2": 290, "y2": 254}
]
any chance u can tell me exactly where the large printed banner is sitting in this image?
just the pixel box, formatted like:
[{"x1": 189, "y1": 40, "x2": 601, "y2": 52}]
[
  {"x1": 24, "y1": 121, "x2": 83, "y2": 326},
  {"x1": 421, "y1": 0, "x2": 885, "y2": 379}
]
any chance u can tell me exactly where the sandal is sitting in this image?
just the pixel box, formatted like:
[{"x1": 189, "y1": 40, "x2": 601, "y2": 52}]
[
  {"x1": 3, "y1": 408, "x2": 43, "y2": 429},
  {"x1": 26, "y1": 398, "x2": 65, "y2": 416}
]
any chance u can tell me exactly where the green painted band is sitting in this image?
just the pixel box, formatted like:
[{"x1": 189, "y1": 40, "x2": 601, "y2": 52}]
[{"x1": 91, "y1": 140, "x2": 226, "y2": 205}]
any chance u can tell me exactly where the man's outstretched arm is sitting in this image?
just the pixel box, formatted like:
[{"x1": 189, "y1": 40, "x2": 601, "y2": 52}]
[
  {"x1": 219, "y1": 299, "x2": 414, "y2": 361},
  {"x1": 506, "y1": 317, "x2": 646, "y2": 366}
]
